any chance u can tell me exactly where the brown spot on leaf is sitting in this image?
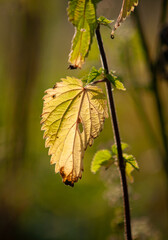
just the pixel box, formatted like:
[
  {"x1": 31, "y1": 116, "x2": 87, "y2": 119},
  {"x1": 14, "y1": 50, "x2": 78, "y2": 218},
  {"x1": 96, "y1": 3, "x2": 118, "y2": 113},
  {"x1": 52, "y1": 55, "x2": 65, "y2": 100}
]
[
  {"x1": 60, "y1": 167, "x2": 79, "y2": 186},
  {"x1": 60, "y1": 167, "x2": 66, "y2": 178},
  {"x1": 64, "y1": 180, "x2": 74, "y2": 187},
  {"x1": 68, "y1": 64, "x2": 78, "y2": 70}
]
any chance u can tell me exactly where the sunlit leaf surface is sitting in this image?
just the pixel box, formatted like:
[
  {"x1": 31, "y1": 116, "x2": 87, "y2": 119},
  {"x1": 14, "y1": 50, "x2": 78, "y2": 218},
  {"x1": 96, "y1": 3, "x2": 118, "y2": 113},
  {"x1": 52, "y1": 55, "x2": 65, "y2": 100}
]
[
  {"x1": 97, "y1": 16, "x2": 113, "y2": 29},
  {"x1": 124, "y1": 153, "x2": 139, "y2": 182},
  {"x1": 106, "y1": 72, "x2": 126, "y2": 91},
  {"x1": 67, "y1": 0, "x2": 99, "y2": 68},
  {"x1": 91, "y1": 149, "x2": 113, "y2": 173},
  {"x1": 41, "y1": 77, "x2": 108, "y2": 186},
  {"x1": 91, "y1": 143, "x2": 139, "y2": 182}
]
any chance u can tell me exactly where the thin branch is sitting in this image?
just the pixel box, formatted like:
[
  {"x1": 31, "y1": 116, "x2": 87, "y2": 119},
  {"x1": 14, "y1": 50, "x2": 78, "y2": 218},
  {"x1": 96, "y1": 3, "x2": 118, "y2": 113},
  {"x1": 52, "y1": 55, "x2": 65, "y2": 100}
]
[
  {"x1": 96, "y1": 24, "x2": 132, "y2": 240},
  {"x1": 91, "y1": 79, "x2": 106, "y2": 84}
]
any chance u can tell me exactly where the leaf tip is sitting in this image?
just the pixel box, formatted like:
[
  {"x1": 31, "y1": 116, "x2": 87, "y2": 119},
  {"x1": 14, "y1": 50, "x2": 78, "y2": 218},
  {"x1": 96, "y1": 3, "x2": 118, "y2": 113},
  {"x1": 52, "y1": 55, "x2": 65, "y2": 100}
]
[
  {"x1": 68, "y1": 64, "x2": 78, "y2": 70},
  {"x1": 64, "y1": 180, "x2": 74, "y2": 187}
]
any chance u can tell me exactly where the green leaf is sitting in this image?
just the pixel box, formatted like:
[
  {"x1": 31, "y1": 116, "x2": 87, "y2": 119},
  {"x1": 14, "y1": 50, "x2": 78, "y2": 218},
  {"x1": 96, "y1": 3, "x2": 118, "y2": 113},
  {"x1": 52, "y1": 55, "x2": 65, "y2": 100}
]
[
  {"x1": 125, "y1": 162, "x2": 134, "y2": 182},
  {"x1": 106, "y1": 72, "x2": 126, "y2": 91},
  {"x1": 97, "y1": 16, "x2": 113, "y2": 29},
  {"x1": 88, "y1": 67, "x2": 103, "y2": 83},
  {"x1": 91, "y1": 142, "x2": 139, "y2": 182},
  {"x1": 123, "y1": 153, "x2": 139, "y2": 171},
  {"x1": 111, "y1": 144, "x2": 118, "y2": 155},
  {"x1": 91, "y1": 149, "x2": 113, "y2": 173},
  {"x1": 41, "y1": 76, "x2": 108, "y2": 186},
  {"x1": 87, "y1": 66, "x2": 104, "y2": 83},
  {"x1": 121, "y1": 142, "x2": 129, "y2": 151},
  {"x1": 81, "y1": 67, "x2": 104, "y2": 84},
  {"x1": 111, "y1": 142, "x2": 129, "y2": 155},
  {"x1": 67, "y1": 0, "x2": 100, "y2": 68},
  {"x1": 111, "y1": 143, "x2": 138, "y2": 182},
  {"x1": 123, "y1": 153, "x2": 139, "y2": 182},
  {"x1": 111, "y1": 0, "x2": 138, "y2": 36}
]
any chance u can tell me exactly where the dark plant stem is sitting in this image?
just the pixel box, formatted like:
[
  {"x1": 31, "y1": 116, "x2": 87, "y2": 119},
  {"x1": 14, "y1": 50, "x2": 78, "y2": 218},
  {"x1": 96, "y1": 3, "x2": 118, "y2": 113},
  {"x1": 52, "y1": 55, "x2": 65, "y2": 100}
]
[{"x1": 96, "y1": 25, "x2": 132, "y2": 240}]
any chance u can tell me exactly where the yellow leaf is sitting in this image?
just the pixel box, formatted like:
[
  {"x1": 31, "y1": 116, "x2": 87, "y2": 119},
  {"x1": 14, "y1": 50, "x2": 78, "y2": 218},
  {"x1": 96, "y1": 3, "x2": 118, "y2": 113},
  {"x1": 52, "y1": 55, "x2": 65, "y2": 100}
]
[{"x1": 41, "y1": 77, "x2": 108, "y2": 186}]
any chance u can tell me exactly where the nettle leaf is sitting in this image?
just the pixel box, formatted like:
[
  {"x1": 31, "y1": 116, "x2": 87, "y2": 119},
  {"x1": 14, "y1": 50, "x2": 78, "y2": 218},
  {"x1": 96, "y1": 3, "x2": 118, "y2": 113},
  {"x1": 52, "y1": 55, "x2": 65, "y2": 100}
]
[
  {"x1": 91, "y1": 149, "x2": 113, "y2": 173},
  {"x1": 111, "y1": 142, "x2": 129, "y2": 155},
  {"x1": 92, "y1": 143, "x2": 138, "y2": 181},
  {"x1": 97, "y1": 16, "x2": 113, "y2": 29},
  {"x1": 88, "y1": 67, "x2": 104, "y2": 83},
  {"x1": 123, "y1": 153, "x2": 139, "y2": 182},
  {"x1": 111, "y1": 0, "x2": 138, "y2": 36},
  {"x1": 106, "y1": 72, "x2": 126, "y2": 91},
  {"x1": 123, "y1": 154, "x2": 139, "y2": 171},
  {"x1": 41, "y1": 77, "x2": 108, "y2": 186},
  {"x1": 82, "y1": 66, "x2": 104, "y2": 84},
  {"x1": 68, "y1": 0, "x2": 100, "y2": 68}
]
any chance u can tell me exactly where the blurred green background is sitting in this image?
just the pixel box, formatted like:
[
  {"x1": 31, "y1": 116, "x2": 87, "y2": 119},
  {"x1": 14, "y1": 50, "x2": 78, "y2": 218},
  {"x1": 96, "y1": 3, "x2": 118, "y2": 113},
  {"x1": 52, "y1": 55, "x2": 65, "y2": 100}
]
[{"x1": 0, "y1": 0, "x2": 168, "y2": 239}]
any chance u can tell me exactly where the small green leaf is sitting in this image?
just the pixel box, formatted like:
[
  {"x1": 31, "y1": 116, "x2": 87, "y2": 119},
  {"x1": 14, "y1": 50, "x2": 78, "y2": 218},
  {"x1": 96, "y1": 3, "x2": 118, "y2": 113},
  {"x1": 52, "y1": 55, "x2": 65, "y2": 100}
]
[
  {"x1": 123, "y1": 153, "x2": 139, "y2": 171},
  {"x1": 121, "y1": 142, "x2": 129, "y2": 151},
  {"x1": 111, "y1": 143, "x2": 138, "y2": 181},
  {"x1": 97, "y1": 16, "x2": 113, "y2": 29},
  {"x1": 114, "y1": 80, "x2": 126, "y2": 91},
  {"x1": 111, "y1": 144, "x2": 118, "y2": 155},
  {"x1": 106, "y1": 72, "x2": 126, "y2": 91},
  {"x1": 123, "y1": 153, "x2": 139, "y2": 182},
  {"x1": 111, "y1": 142, "x2": 129, "y2": 155},
  {"x1": 111, "y1": 0, "x2": 138, "y2": 36},
  {"x1": 81, "y1": 67, "x2": 104, "y2": 84},
  {"x1": 91, "y1": 149, "x2": 113, "y2": 173},
  {"x1": 87, "y1": 67, "x2": 104, "y2": 83},
  {"x1": 125, "y1": 162, "x2": 134, "y2": 182}
]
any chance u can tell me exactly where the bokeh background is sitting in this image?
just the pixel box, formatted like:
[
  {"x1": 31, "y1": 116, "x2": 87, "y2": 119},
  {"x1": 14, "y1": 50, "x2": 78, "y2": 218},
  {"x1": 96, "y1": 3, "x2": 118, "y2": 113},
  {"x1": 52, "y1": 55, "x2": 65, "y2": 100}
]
[{"x1": 0, "y1": 0, "x2": 168, "y2": 239}]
